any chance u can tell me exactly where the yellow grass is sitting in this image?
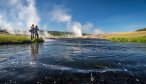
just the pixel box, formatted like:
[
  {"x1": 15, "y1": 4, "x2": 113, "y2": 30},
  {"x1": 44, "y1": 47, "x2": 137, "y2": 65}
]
[
  {"x1": 90, "y1": 31, "x2": 146, "y2": 39},
  {"x1": 89, "y1": 31, "x2": 146, "y2": 43},
  {"x1": 0, "y1": 34, "x2": 44, "y2": 44}
]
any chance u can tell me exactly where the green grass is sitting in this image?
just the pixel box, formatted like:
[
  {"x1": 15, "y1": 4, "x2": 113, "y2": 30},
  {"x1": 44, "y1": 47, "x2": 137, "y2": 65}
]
[
  {"x1": 31, "y1": 37, "x2": 44, "y2": 43},
  {"x1": 107, "y1": 36, "x2": 146, "y2": 43},
  {"x1": 0, "y1": 34, "x2": 44, "y2": 44},
  {"x1": 91, "y1": 31, "x2": 146, "y2": 43}
]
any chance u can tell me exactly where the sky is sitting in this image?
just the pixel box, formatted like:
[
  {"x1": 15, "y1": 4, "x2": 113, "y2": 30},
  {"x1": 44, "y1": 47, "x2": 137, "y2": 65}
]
[{"x1": 0, "y1": 0, "x2": 146, "y2": 34}]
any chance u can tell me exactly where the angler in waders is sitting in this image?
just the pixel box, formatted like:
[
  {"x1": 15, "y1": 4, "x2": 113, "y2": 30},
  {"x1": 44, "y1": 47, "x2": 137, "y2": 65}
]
[
  {"x1": 30, "y1": 24, "x2": 35, "y2": 40},
  {"x1": 34, "y1": 25, "x2": 39, "y2": 39}
]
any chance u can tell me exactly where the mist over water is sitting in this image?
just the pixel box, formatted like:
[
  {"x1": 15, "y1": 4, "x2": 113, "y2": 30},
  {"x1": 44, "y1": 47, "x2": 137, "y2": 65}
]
[{"x1": 0, "y1": 39, "x2": 146, "y2": 83}]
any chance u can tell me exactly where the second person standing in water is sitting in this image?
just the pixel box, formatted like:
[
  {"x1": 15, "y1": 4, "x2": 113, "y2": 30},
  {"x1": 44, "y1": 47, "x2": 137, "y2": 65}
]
[
  {"x1": 30, "y1": 24, "x2": 35, "y2": 40},
  {"x1": 34, "y1": 25, "x2": 39, "y2": 39}
]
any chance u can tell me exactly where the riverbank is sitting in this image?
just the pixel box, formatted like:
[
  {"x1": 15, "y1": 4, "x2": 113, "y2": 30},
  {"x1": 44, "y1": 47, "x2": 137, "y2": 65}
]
[
  {"x1": 90, "y1": 31, "x2": 146, "y2": 43},
  {"x1": 107, "y1": 36, "x2": 146, "y2": 43},
  {"x1": 1, "y1": 31, "x2": 145, "y2": 44},
  {"x1": 0, "y1": 34, "x2": 44, "y2": 44}
]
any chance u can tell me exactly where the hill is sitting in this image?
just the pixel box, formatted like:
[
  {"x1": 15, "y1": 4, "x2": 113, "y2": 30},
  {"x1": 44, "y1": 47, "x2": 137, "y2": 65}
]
[
  {"x1": 136, "y1": 28, "x2": 146, "y2": 31},
  {"x1": 40, "y1": 30, "x2": 90, "y2": 37}
]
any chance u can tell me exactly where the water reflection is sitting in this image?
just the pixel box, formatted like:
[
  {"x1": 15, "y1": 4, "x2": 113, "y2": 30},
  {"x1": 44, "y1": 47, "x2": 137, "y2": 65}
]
[{"x1": 31, "y1": 43, "x2": 39, "y2": 61}]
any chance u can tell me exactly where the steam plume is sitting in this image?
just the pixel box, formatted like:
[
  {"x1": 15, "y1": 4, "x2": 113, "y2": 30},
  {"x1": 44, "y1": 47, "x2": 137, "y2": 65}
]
[
  {"x1": 82, "y1": 22, "x2": 104, "y2": 34},
  {"x1": 0, "y1": 0, "x2": 40, "y2": 34},
  {"x1": 50, "y1": 6, "x2": 104, "y2": 36},
  {"x1": 50, "y1": 6, "x2": 82, "y2": 37}
]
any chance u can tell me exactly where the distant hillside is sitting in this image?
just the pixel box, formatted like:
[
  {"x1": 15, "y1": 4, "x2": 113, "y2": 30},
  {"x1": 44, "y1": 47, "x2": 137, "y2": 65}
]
[
  {"x1": 48, "y1": 31, "x2": 73, "y2": 36},
  {"x1": 39, "y1": 30, "x2": 90, "y2": 36},
  {"x1": 0, "y1": 29, "x2": 8, "y2": 34},
  {"x1": 136, "y1": 28, "x2": 146, "y2": 31}
]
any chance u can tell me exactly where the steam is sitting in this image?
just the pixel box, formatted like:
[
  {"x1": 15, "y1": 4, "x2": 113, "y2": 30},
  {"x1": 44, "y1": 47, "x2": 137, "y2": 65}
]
[
  {"x1": 83, "y1": 22, "x2": 104, "y2": 34},
  {"x1": 0, "y1": 0, "x2": 40, "y2": 34},
  {"x1": 0, "y1": 0, "x2": 104, "y2": 37},
  {"x1": 69, "y1": 22, "x2": 82, "y2": 37},
  {"x1": 50, "y1": 6, "x2": 104, "y2": 36},
  {"x1": 39, "y1": 31, "x2": 50, "y2": 39},
  {"x1": 93, "y1": 29, "x2": 104, "y2": 34},
  {"x1": 50, "y1": 6, "x2": 82, "y2": 37}
]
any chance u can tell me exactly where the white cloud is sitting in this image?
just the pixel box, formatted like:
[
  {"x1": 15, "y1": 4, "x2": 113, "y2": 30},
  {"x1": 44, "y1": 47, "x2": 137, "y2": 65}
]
[{"x1": 49, "y1": 6, "x2": 72, "y2": 23}]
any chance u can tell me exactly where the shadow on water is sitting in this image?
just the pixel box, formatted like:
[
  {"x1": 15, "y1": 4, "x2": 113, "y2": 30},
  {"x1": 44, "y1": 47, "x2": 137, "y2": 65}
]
[{"x1": 0, "y1": 38, "x2": 146, "y2": 84}]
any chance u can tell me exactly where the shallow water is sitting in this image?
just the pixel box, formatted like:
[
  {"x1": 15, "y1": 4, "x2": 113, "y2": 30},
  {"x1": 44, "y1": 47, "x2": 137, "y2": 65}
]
[{"x1": 0, "y1": 38, "x2": 146, "y2": 84}]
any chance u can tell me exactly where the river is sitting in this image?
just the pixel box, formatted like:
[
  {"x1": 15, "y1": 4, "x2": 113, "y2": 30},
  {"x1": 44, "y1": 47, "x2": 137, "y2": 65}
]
[{"x1": 0, "y1": 38, "x2": 146, "y2": 84}]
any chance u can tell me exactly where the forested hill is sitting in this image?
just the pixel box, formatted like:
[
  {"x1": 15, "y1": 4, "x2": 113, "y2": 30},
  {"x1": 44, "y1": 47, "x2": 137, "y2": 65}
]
[
  {"x1": 136, "y1": 28, "x2": 146, "y2": 31},
  {"x1": 39, "y1": 30, "x2": 89, "y2": 36}
]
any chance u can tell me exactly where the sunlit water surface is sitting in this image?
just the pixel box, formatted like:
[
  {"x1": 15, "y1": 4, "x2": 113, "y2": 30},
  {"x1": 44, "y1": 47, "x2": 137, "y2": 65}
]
[{"x1": 0, "y1": 38, "x2": 146, "y2": 84}]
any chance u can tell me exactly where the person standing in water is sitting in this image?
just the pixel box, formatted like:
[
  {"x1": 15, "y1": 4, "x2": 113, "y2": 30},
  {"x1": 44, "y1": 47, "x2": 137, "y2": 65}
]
[
  {"x1": 30, "y1": 24, "x2": 35, "y2": 40},
  {"x1": 34, "y1": 25, "x2": 39, "y2": 39}
]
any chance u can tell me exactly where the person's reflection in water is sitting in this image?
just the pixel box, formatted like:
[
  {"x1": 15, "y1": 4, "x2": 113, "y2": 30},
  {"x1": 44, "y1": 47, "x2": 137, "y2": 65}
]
[
  {"x1": 31, "y1": 43, "x2": 39, "y2": 61},
  {"x1": 24, "y1": 43, "x2": 39, "y2": 81}
]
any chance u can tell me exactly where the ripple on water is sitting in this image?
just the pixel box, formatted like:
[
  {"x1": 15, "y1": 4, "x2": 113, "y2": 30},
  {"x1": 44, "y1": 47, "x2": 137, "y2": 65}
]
[{"x1": 0, "y1": 39, "x2": 146, "y2": 83}]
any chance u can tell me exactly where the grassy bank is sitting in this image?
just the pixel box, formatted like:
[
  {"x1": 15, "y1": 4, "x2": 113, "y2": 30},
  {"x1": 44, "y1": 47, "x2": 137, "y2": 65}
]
[
  {"x1": 91, "y1": 31, "x2": 146, "y2": 43},
  {"x1": 108, "y1": 36, "x2": 146, "y2": 43},
  {"x1": 0, "y1": 34, "x2": 44, "y2": 44},
  {"x1": 106, "y1": 32, "x2": 146, "y2": 43}
]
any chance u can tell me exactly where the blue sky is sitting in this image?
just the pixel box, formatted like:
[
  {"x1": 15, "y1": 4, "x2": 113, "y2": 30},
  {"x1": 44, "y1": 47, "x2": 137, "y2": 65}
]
[
  {"x1": 35, "y1": 0, "x2": 146, "y2": 33},
  {"x1": 0, "y1": 0, "x2": 146, "y2": 33}
]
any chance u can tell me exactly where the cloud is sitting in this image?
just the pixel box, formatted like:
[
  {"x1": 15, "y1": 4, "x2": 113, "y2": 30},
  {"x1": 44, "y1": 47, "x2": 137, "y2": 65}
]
[
  {"x1": 0, "y1": 0, "x2": 40, "y2": 33},
  {"x1": 49, "y1": 6, "x2": 72, "y2": 23}
]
